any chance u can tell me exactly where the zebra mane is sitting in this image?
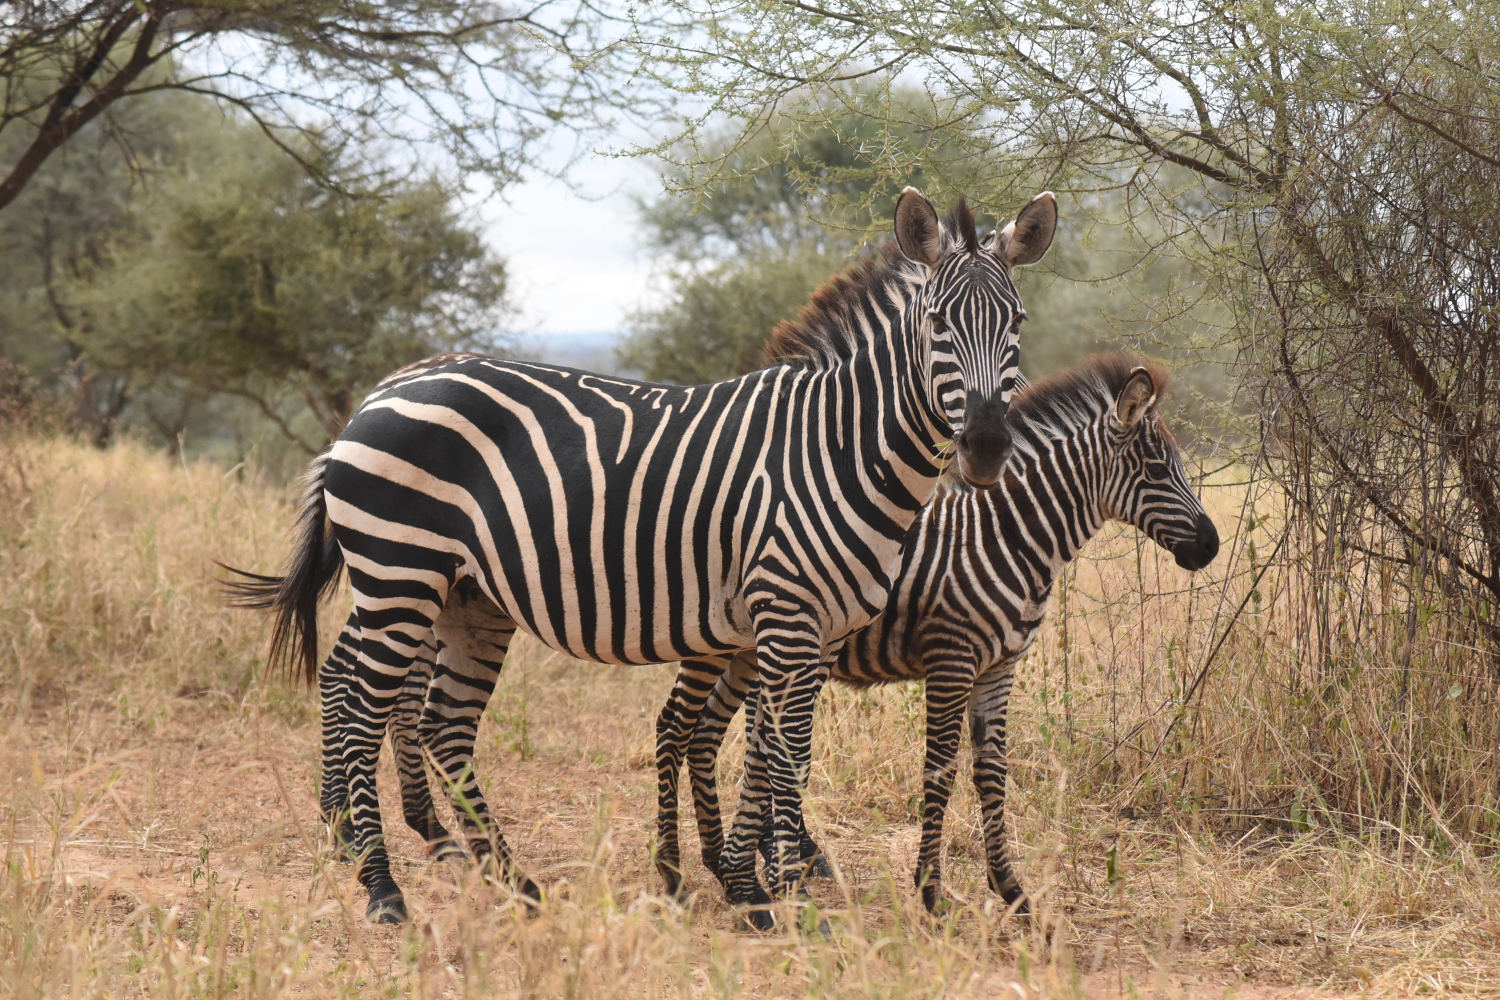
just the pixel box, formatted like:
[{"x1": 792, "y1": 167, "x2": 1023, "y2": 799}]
[
  {"x1": 762, "y1": 200, "x2": 982, "y2": 370},
  {"x1": 763, "y1": 241, "x2": 910, "y2": 369},
  {"x1": 1008, "y1": 353, "x2": 1173, "y2": 447}
]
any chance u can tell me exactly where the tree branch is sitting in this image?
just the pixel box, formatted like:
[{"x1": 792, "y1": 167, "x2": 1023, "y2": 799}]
[{"x1": 0, "y1": 8, "x2": 166, "y2": 212}]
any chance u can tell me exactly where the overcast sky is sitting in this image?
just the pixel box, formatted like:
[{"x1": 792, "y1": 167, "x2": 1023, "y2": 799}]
[{"x1": 479, "y1": 146, "x2": 665, "y2": 337}]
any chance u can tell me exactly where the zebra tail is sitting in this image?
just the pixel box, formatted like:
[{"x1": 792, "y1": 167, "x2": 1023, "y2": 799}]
[{"x1": 218, "y1": 452, "x2": 345, "y2": 686}]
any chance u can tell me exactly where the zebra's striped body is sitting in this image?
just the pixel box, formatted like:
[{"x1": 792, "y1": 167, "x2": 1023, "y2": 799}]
[
  {"x1": 655, "y1": 356, "x2": 1220, "y2": 911},
  {"x1": 229, "y1": 189, "x2": 1061, "y2": 925}
]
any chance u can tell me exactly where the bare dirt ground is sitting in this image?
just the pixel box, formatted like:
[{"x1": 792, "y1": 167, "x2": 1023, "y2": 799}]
[{"x1": 14, "y1": 639, "x2": 1488, "y2": 998}]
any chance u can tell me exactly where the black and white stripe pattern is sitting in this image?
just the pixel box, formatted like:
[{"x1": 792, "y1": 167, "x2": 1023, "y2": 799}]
[
  {"x1": 653, "y1": 356, "x2": 1220, "y2": 911},
  {"x1": 229, "y1": 189, "x2": 1060, "y2": 926},
  {"x1": 359, "y1": 355, "x2": 1218, "y2": 913}
]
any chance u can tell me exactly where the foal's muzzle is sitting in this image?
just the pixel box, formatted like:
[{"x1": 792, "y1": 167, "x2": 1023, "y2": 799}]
[{"x1": 955, "y1": 388, "x2": 1012, "y2": 488}]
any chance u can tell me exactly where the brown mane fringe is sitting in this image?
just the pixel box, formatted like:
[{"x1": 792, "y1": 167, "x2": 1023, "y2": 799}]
[
  {"x1": 762, "y1": 241, "x2": 910, "y2": 369},
  {"x1": 760, "y1": 196, "x2": 980, "y2": 370},
  {"x1": 1009, "y1": 353, "x2": 1173, "y2": 432}
]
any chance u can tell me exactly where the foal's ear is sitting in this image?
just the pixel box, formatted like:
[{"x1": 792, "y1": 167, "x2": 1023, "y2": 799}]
[
  {"x1": 894, "y1": 187, "x2": 947, "y2": 267},
  {"x1": 996, "y1": 191, "x2": 1057, "y2": 268},
  {"x1": 1115, "y1": 367, "x2": 1158, "y2": 428}
]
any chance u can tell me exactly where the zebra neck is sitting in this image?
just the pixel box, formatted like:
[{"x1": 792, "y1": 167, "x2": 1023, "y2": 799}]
[
  {"x1": 818, "y1": 282, "x2": 949, "y2": 515},
  {"x1": 1004, "y1": 426, "x2": 1112, "y2": 585}
]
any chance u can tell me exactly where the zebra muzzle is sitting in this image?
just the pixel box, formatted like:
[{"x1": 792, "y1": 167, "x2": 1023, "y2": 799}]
[{"x1": 955, "y1": 389, "x2": 1012, "y2": 488}]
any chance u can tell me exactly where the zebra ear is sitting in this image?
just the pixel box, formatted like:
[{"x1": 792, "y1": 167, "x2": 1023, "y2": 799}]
[
  {"x1": 996, "y1": 191, "x2": 1057, "y2": 267},
  {"x1": 894, "y1": 187, "x2": 947, "y2": 267},
  {"x1": 1115, "y1": 367, "x2": 1158, "y2": 428}
]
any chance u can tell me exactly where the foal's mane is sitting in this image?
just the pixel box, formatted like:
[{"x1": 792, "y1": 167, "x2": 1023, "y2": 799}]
[
  {"x1": 1008, "y1": 353, "x2": 1173, "y2": 445},
  {"x1": 763, "y1": 202, "x2": 979, "y2": 371}
]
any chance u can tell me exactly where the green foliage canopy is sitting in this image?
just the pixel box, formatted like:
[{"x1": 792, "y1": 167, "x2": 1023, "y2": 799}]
[{"x1": 79, "y1": 138, "x2": 508, "y2": 450}]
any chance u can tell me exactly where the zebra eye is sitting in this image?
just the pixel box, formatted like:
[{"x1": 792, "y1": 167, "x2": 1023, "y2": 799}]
[
  {"x1": 929, "y1": 313, "x2": 948, "y2": 332},
  {"x1": 1145, "y1": 461, "x2": 1171, "y2": 481}
]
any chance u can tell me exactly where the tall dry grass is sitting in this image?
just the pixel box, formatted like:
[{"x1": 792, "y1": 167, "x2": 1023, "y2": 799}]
[{"x1": 2, "y1": 435, "x2": 1497, "y2": 998}]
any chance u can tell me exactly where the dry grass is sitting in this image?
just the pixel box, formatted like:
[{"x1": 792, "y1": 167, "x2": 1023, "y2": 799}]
[{"x1": 3, "y1": 436, "x2": 1498, "y2": 998}]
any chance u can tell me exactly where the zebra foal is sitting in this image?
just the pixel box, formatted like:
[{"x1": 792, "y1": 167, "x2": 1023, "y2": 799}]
[
  {"x1": 227, "y1": 188, "x2": 1059, "y2": 926},
  {"x1": 655, "y1": 355, "x2": 1220, "y2": 912}
]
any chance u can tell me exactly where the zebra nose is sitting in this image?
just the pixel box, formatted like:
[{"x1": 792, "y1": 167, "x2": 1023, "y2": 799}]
[
  {"x1": 955, "y1": 389, "x2": 1011, "y2": 487},
  {"x1": 1173, "y1": 513, "x2": 1220, "y2": 571}
]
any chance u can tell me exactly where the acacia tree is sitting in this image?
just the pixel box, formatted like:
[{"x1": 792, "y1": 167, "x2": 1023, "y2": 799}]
[
  {"x1": 632, "y1": 0, "x2": 1500, "y2": 655},
  {"x1": 72, "y1": 131, "x2": 509, "y2": 452},
  {"x1": 0, "y1": 0, "x2": 629, "y2": 213}
]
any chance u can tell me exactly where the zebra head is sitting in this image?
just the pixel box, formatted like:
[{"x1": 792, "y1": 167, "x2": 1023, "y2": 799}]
[
  {"x1": 1104, "y1": 366, "x2": 1220, "y2": 571},
  {"x1": 894, "y1": 188, "x2": 1057, "y2": 488}
]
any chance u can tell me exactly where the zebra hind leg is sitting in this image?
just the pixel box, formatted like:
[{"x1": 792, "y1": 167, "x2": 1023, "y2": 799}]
[
  {"x1": 339, "y1": 593, "x2": 440, "y2": 924},
  {"x1": 317, "y1": 615, "x2": 361, "y2": 864},
  {"x1": 391, "y1": 638, "x2": 468, "y2": 862},
  {"x1": 423, "y1": 583, "x2": 540, "y2": 904}
]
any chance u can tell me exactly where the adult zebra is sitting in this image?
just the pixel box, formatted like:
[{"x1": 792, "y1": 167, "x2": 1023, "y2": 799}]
[
  {"x1": 228, "y1": 188, "x2": 1058, "y2": 926},
  {"x1": 654, "y1": 356, "x2": 1220, "y2": 912}
]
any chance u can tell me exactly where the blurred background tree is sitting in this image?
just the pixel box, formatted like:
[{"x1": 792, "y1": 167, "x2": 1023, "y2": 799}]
[
  {"x1": 76, "y1": 127, "x2": 508, "y2": 453},
  {"x1": 0, "y1": 95, "x2": 509, "y2": 462},
  {"x1": 0, "y1": 0, "x2": 618, "y2": 466},
  {"x1": 623, "y1": 92, "x2": 1227, "y2": 431},
  {"x1": 0, "y1": 0, "x2": 626, "y2": 213}
]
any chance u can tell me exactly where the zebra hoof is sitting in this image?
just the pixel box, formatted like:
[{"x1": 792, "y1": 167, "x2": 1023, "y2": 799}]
[
  {"x1": 920, "y1": 883, "x2": 949, "y2": 914},
  {"x1": 365, "y1": 889, "x2": 408, "y2": 925},
  {"x1": 427, "y1": 840, "x2": 469, "y2": 864},
  {"x1": 805, "y1": 852, "x2": 832, "y2": 880},
  {"x1": 657, "y1": 865, "x2": 685, "y2": 901},
  {"x1": 739, "y1": 905, "x2": 777, "y2": 932}
]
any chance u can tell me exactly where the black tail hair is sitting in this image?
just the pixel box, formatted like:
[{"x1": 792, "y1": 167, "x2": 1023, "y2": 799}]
[{"x1": 219, "y1": 452, "x2": 344, "y2": 685}]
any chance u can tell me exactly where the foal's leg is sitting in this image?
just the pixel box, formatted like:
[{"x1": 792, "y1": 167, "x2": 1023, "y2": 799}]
[
  {"x1": 716, "y1": 610, "x2": 834, "y2": 929},
  {"x1": 912, "y1": 651, "x2": 977, "y2": 912},
  {"x1": 682, "y1": 651, "x2": 757, "y2": 879},
  {"x1": 969, "y1": 659, "x2": 1027, "y2": 913}
]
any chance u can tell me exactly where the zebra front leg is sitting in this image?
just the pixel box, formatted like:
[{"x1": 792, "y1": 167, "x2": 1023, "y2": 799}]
[
  {"x1": 718, "y1": 628, "x2": 830, "y2": 930},
  {"x1": 742, "y1": 679, "x2": 831, "y2": 885},
  {"x1": 913, "y1": 655, "x2": 975, "y2": 912},
  {"x1": 684, "y1": 651, "x2": 757, "y2": 882},
  {"x1": 655, "y1": 653, "x2": 740, "y2": 898},
  {"x1": 422, "y1": 586, "x2": 539, "y2": 902},
  {"x1": 970, "y1": 661, "x2": 1027, "y2": 914},
  {"x1": 390, "y1": 637, "x2": 466, "y2": 862}
]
